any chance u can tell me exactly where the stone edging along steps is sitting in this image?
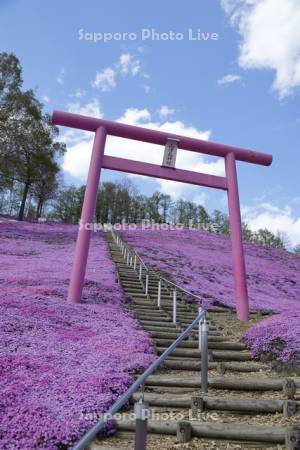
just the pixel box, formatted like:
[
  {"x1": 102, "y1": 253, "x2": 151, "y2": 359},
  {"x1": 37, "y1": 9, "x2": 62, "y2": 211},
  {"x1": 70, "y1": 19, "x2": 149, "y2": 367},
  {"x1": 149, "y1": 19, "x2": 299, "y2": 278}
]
[{"x1": 90, "y1": 233, "x2": 300, "y2": 450}]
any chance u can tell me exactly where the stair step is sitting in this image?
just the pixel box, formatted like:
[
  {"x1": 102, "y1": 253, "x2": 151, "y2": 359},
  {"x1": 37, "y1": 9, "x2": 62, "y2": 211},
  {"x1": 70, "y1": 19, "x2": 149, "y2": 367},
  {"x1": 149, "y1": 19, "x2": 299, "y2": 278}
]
[
  {"x1": 140, "y1": 321, "x2": 178, "y2": 328},
  {"x1": 137, "y1": 314, "x2": 175, "y2": 321},
  {"x1": 165, "y1": 314, "x2": 206, "y2": 320},
  {"x1": 131, "y1": 392, "x2": 285, "y2": 414},
  {"x1": 157, "y1": 347, "x2": 252, "y2": 361},
  {"x1": 149, "y1": 331, "x2": 226, "y2": 342},
  {"x1": 119, "y1": 279, "x2": 141, "y2": 284},
  {"x1": 116, "y1": 419, "x2": 285, "y2": 444},
  {"x1": 142, "y1": 324, "x2": 218, "y2": 332},
  {"x1": 126, "y1": 292, "x2": 148, "y2": 298},
  {"x1": 134, "y1": 304, "x2": 189, "y2": 312},
  {"x1": 134, "y1": 311, "x2": 170, "y2": 317},
  {"x1": 132, "y1": 300, "x2": 155, "y2": 306},
  {"x1": 154, "y1": 338, "x2": 246, "y2": 351},
  {"x1": 145, "y1": 375, "x2": 300, "y2": 391},
  {"x1": 177, "y1": 319, "x2": 218, "y2": 326},
  {"x1": 120, "y1": 286, "x2": 144, "y2": 292},
  {"x1": 137, "y1": 315, "x2": 172, "y2": 322},
  {"x1": 160, "y1": 304, "x2": 198, "y2": 310},
  {"x1": 157, "y1": 301, "x2": 196, "y2": 307},
  {"x1": 135, "y1": 310, "x2": 174, "y2": 316},
  {"x1": 141, "y1": 322, "x2": 218, "y2": 332},
  {"x1": 164, "y1": 359, "x2": 268, "y2": 373},
  {"x1": 118, "y1": 272, "x2": 140, "y2": 276},
  {"x1": 131, "y1": 305, "x2": 157, "y2": 311}
]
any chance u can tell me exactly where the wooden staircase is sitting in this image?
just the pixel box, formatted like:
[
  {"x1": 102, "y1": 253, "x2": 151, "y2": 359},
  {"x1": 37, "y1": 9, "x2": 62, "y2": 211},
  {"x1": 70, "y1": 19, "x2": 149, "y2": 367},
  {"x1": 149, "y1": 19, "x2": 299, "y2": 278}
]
[{"x1": 89, "y1": 233, "x2": 300, "y2": 450}]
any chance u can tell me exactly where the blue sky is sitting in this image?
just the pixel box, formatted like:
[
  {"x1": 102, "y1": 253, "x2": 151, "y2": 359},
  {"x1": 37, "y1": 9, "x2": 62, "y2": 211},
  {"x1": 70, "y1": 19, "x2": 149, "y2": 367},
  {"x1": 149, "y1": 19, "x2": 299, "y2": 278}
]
[{"x1": 1, "y1": 0, "x2": 300, "y2": 244}]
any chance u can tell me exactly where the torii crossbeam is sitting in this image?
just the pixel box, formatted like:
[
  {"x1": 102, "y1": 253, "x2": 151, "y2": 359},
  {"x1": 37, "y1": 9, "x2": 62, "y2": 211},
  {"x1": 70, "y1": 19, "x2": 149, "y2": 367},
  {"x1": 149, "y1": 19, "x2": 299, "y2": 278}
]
[{"x1": 52, "y1": 110, "x2": 272, "y2": 321}]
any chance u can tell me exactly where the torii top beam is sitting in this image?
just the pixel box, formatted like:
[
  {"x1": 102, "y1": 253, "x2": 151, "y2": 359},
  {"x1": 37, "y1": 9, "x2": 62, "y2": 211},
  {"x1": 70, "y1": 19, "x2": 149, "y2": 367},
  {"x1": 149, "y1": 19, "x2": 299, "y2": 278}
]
[{"x1": 52, "y1": 110, "x2": 272, "y2": 167}]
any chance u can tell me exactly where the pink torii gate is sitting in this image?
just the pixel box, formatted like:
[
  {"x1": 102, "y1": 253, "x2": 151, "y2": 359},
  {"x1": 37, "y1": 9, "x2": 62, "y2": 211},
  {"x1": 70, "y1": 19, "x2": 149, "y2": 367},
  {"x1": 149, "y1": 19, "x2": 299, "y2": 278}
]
[{"x1": 52, "y1": 110, "x2": 272, "y2": 321}]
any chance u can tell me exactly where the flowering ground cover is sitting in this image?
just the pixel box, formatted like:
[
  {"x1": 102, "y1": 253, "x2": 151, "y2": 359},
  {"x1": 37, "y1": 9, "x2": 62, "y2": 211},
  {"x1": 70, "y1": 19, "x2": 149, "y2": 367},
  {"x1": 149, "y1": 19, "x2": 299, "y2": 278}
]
[
  {"x1": 121, "y1": 226, "x2": 300, "y2": 369},
  {"x1": 0, "y1": 220, "x2": 154, "y2": 450}
]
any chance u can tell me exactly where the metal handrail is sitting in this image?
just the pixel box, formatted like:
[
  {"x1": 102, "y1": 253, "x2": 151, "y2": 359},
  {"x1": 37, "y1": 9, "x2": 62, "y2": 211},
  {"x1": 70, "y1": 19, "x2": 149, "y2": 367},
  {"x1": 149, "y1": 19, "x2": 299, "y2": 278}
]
[
  {"x1": 159, "y1": 277, "x2": 203, "y2": 303},
  {"x1": 111, "y1": 228, "x2": 203, "y2": 305},
  {"x1": 72, "y1": 309, "x2": 207, "y2": 450},
  {"x1": 112, "y1": 228, "x2": 147, "y2": 270}
]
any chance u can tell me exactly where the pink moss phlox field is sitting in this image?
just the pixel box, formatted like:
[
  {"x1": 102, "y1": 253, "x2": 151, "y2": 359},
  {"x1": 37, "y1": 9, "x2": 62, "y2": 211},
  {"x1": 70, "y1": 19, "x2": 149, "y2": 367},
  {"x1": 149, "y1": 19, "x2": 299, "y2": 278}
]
[
  {"x1": 121, "y1": 227, "x2": 300, "y2": 368},
  {"x1": 244, "y1": 311, "x2": 300, "y2": 368},
  {"x1": 0, "y1": 221, "x2": 154, "y2": 450}
]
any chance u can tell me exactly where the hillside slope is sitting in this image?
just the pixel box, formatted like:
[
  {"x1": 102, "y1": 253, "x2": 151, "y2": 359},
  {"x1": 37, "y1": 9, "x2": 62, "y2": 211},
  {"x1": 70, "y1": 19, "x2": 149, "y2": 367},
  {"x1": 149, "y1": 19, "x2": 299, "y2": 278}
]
[
  {"x1": 121, "y1": 226, "x2": 300, "y2": 369},
  {"x1": 0, "y1": 221, "x2": 154, "y2": 450}
]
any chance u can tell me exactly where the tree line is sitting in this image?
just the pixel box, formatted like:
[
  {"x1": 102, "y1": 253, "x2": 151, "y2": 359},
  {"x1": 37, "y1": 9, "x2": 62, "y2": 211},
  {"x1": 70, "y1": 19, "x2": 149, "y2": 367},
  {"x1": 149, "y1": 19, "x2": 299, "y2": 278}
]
[{"x1": 51, "y1": 180, "x2": 288, "y2": 250}]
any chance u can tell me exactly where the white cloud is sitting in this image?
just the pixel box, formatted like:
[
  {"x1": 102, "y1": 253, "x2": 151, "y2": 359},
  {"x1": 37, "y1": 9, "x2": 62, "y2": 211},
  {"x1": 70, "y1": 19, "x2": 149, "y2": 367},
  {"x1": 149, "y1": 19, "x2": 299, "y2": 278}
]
[
  {"x1": 118, "y1": 108, "x2": 151, "y2": 124},
  {"x1": 158, "y1": 179, "x2": 208, "y2": 203},
  {"x1": 71, "y1": 88, "x2": 86, "y2": 99},
  {"x1": 242, "y1": 202, "x2": 300, "y2": 247},
  {"x1": 221, "y1": 0, "x2": 300, "y2": 98},
  {"x1": 62, "y1": 139, "x2": 93, "y2": 179},
  {"x1": 61, "y1": 99, "x2": 103, "y2": 177},
  {"x1": 42, "y1": 95, "x2": 50, "y2": 103},
  {"x1": 91, "y1": 52, "x2": 146, "y2": 93},
  {"x1": 91, "y1": 67, "x2": 116, "y2": 91},
  {"x1": 67, "y1": 99, "x2": 103, "y2": 117},
  {"x1": 118, "y1": 53, "x2": 141, "y2": 76},
  {"x1": 158, "y1": 105, "x2": 175, "y2": 118},
  {"x1": 217, "y1": 74, "x2": 241, "y2": 85},
  {"x1": 56, "y1": 68, "x2": 65, "y2": 84},
  {"x1": 61, "y1": 103, "x2": 224, "y2": 202}
]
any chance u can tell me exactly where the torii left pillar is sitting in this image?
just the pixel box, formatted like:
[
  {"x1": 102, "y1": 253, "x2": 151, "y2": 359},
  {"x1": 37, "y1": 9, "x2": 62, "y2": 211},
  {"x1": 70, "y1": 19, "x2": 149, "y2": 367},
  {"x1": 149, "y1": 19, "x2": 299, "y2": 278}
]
[{"x1": 67, "y1": 126, "x2": 107, "y2": 303}]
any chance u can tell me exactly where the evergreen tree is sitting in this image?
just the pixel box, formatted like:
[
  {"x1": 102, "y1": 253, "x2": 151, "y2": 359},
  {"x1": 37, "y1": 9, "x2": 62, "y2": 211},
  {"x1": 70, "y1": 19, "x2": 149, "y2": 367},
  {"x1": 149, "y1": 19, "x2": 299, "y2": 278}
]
[
  {"x1": 0, "y1": 53, "x2": 65, "y2": 220},
  {"x1": 253, "y1": 229, "x2": 286, "y2": 249}
]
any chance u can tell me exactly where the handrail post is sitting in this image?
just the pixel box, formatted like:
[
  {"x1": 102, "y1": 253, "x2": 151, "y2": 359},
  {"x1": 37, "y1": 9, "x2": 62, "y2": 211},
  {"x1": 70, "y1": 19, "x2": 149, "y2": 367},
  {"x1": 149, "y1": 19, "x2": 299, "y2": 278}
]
[
  {"x1": 134, "y1": 255, "x2": 137, "y2": 271},
  {"x1": 173, "y1": 289, "x2": 177, "y2": 324},
  {"x1": 134, "y1": 398, "x2": 149, "y2": 450},
  {"x1": 198, "y1": 308, "x2": 203, "y2": 350},
  {"x1": 145, "y1": 272, "x2": 149, "y2": 296},
  {"x1": 157, "y1": 279, "x2": 161, "y2": 308},
  {"x1": 139, "y1": 264, "x2": 142, "y2": 281},
  {"x1": 201, "y1": 316, "x2": 209, "y2": 393}
]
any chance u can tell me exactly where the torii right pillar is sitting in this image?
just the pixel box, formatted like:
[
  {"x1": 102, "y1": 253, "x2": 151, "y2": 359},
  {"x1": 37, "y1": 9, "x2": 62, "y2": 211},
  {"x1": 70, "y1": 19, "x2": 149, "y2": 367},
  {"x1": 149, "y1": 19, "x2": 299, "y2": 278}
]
[{"x1": 225, "y1": 152, "x2": 250, "y2": 321}]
